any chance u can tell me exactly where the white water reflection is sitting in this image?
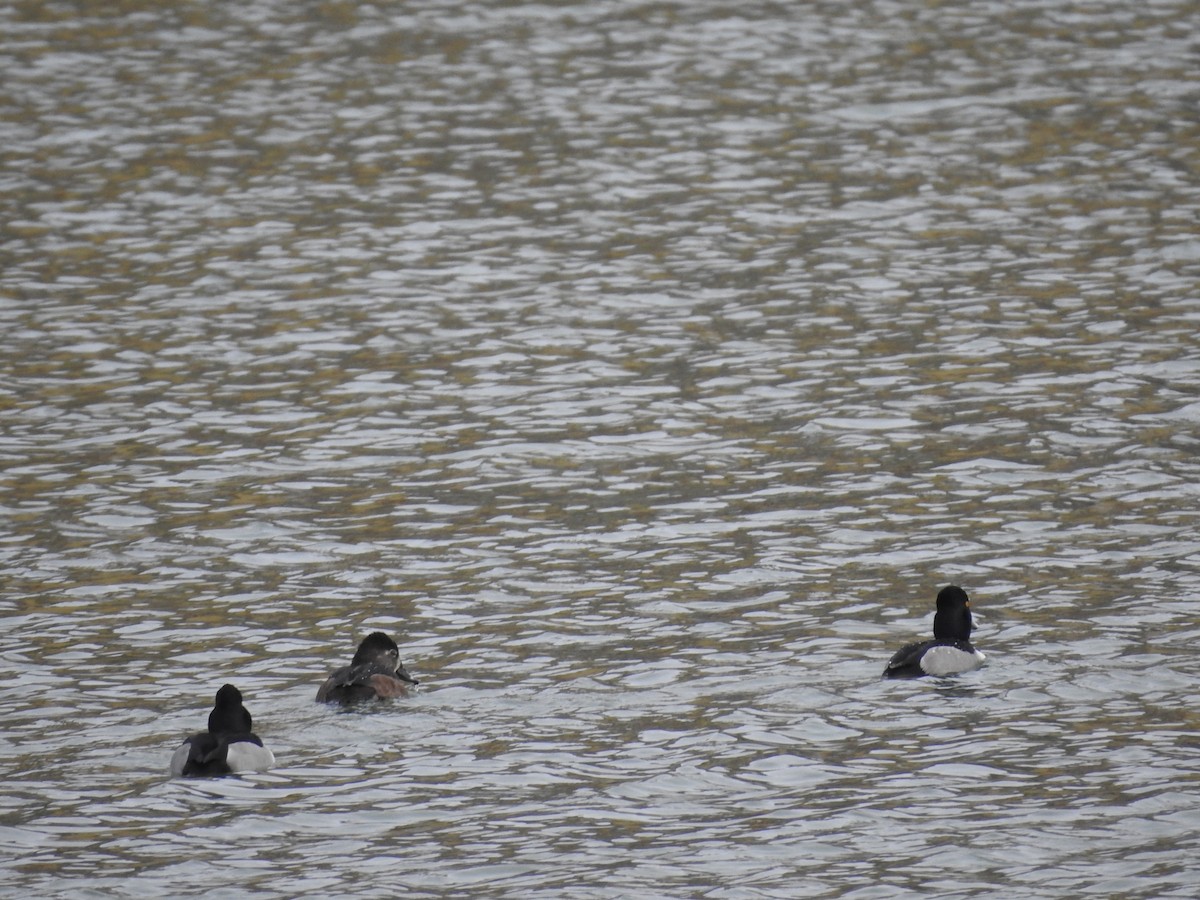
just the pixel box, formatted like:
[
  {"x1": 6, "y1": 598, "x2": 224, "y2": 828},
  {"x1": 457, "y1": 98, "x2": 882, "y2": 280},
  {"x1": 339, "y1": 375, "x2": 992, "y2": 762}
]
[{"x1": 3, "y1": 0, "x2": 1200, "y2": 897}]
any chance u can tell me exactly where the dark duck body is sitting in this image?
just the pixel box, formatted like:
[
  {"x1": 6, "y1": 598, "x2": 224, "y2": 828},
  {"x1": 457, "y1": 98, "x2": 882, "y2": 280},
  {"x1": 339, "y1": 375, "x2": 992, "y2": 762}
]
[
  {"x1": 316, "y1": 631, "x2": 419, "y2": 704},
  {"x1": 170, "y1": 684, "x2": 275, "y2": 776},
  {"x1": 883, "y1": 585, "x2": 986, "y2": 679}
]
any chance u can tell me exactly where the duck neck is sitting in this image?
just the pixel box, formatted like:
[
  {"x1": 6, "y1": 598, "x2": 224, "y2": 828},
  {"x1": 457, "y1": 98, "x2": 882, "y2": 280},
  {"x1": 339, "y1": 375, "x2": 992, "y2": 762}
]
[{"x1": 933, "y1": 607, "x2": 972, "y2": 642}]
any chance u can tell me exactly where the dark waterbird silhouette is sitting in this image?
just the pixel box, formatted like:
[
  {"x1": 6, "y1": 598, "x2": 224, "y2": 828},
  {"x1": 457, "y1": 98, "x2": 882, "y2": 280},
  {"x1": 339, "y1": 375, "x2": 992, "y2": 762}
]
[
  {"x1": 170, "y1": 683, "x2": 275, "y2": 776},
  {"x1": 316, "y1": 631, "x2": 420, "y2": 704},
  {"x1": 883, "y1": 585, "x2": 986, "y2": 679}
]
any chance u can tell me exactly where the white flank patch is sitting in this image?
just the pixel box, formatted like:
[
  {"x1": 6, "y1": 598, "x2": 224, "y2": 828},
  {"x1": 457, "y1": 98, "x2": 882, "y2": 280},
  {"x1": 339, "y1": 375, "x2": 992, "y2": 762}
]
[
  {"x1": 169, "y1": 742, "x2": 192, "y2": 776},
  {"x1": 919, "y1": 646, "x2": 986, "y2": 677},
  {"x1": 224, "y1": 741, "x2": 276, "y2": 773}
]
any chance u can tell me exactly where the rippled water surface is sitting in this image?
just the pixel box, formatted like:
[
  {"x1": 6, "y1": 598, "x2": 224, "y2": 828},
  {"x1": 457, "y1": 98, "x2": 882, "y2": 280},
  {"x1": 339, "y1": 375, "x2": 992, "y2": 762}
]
[{"x1": 3, "y1": 0, "x2": 1199, "y2": 896}]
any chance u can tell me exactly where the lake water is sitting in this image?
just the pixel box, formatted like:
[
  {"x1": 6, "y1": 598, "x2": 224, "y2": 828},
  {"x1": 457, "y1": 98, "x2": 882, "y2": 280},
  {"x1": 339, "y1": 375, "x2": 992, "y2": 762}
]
[{"x1": 2, "y1": 0, "x2": 1199, "y2": 896}]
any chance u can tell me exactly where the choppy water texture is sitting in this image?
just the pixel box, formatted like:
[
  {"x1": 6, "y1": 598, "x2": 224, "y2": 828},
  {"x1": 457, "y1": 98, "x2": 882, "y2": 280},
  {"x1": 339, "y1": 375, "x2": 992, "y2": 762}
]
[{"x1": 2, "y1": 0, "x2": 1200, "y2": 896}]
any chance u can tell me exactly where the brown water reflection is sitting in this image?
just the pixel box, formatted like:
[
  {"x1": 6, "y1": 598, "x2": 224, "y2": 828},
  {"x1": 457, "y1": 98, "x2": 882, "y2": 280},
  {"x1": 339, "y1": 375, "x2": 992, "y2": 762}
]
[{"x1": 3, "y1": 0, "x2": 1200, "y2": 897}]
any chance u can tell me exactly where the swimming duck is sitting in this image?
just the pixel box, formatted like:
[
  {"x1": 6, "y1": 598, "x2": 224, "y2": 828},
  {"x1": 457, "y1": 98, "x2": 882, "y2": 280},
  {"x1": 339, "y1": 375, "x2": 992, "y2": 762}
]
[
  {"x1": 882, "y1": 585, "x2": 986, "y2": 678},
  {"x1": 316, "y1": 631, "x2": 419, "y2": 704},
  {"x1": 170, "y1": 684, "x2": 275, "y2": 776}
]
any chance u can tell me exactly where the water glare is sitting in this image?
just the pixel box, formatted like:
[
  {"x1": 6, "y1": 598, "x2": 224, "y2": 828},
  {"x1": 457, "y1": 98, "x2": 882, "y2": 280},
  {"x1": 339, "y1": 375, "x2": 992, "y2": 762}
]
[{"x1": 2, "y1": 0, "x2": 1199, "y2": 897}]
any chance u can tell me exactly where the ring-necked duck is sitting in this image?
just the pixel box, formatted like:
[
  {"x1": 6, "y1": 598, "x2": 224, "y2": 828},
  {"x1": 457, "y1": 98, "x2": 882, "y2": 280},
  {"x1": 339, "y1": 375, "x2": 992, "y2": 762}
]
[
  {"x1": 883, "y1": 585, "x2": 986, "y2": 679},
  {"x1": 316, "y1": 631, "x2": 419, "y2": 704},
  {"x1": 169, "y1": 684, "x2": 275, "y2": 776}
]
